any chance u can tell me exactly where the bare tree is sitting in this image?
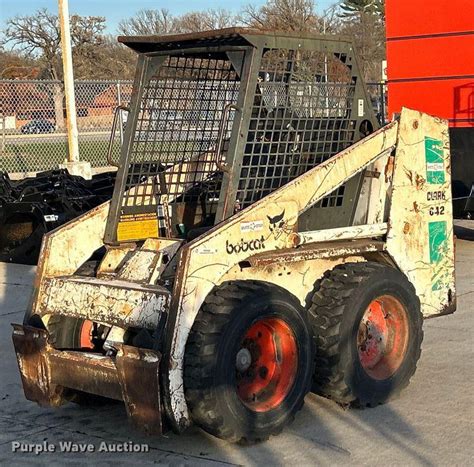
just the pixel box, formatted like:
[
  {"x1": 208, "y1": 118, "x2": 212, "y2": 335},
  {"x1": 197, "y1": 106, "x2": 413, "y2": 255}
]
[
  {"x1": 118, "y1": 9, "x2": 177, "y2": 36},
  {"x1": 118, "y1": 8, "x2": 238, "y2": 36},
  {"x1": 317, "y1": 4, "x2": 343, "y2": 34},
  {"x1": 241, "y1": 0, "x2": 318, "y2": 32},
  {"x1": 2, "y1": 9, "x2": 108, "y2": 128},
  {"x1": 339, "y1": 0, "x2": 385, "y2": 81},
  {"x1": 0, "y1": 50, "x2": 38, "y2": 79},
  {"x1": 3, "y1": 9, "x2": 62, "y2": 80},
  {"x1": 176, "y1": 9, "x2": 239, "y2": 33}
]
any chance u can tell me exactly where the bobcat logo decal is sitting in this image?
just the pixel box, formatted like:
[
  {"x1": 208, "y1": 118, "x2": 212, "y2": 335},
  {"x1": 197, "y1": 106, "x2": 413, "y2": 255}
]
[
  {"x1": 267, "y1": 210, "x2": 285, "y2": 232},
  {"x1": 267, "y1": 209, "x2": 293, "y2": 241}
]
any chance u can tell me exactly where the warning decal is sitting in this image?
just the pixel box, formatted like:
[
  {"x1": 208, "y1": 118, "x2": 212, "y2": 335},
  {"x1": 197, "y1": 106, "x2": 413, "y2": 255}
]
[{"x1": 117, "y1": 213, "x2": 158, "y2": 242}]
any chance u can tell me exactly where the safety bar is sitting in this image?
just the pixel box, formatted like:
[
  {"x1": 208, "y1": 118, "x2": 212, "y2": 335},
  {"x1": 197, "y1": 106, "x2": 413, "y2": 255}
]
[{"x1": 107, "y1": 105, "x2": 130, "y2": 167}]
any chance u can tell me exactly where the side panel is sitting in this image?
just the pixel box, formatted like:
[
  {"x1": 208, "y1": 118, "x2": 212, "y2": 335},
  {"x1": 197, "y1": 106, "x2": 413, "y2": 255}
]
[
  {"x1": 387, "y1": 80, "x2": 474, "y2": 129},
  {"x1": 28, "y1": 202, "x2": 109, "y2": 319},
  {"x1": 220, "y1": 255, "x2": 368, "y2": 309},
  {"x1": 386, "y1": 108, "x2": 455, "y2": 317}
]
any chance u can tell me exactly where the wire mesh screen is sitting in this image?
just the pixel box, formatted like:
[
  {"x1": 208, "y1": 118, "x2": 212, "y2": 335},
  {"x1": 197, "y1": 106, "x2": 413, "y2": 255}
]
[
  {"x1": 237, "y1": 49, "x2": 356, "y2": 209},
  {"x1": 120, "y1": 55, "x2": 240, "y2": 234}
]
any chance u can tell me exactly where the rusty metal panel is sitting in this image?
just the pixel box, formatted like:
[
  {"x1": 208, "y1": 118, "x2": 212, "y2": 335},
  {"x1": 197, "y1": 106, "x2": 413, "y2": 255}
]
[
  {"x1": 118, "y1": 250, "x2": 162, "y2": 283},
  {"x1": 28, "y1": 201, "x2": 110, "y2": 322},
  {"x1": 38, "y1": 276, "x2": 169, "y2": 329},
  {"x1": 386, "y1": 108, "x2": 456, "y2": 317},
  {"x1": 290, "y1": 223, "x2": 387, "y2": 247},
  {"x1": 12, "y1": 325, "x2": 66, "y2": 407},
  {"x1": 116, "y1": 345, "x2": 162, "y2": 435},
  {"x1": 12, "y1": 324, "x2": 163, "y2": 435},
  {"x1": 220, "y1": 255, "x2": 368, "y2": 310},
  {"x1": 98, "y1": 244, "x2": 136, "y2": 277},
  {"x1": 49, "y1": 350, "x2": 123, "y2": 401}
]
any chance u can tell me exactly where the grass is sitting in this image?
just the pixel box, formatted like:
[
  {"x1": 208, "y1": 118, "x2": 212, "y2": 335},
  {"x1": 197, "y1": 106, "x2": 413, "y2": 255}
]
[
  {"x1": 1, "y1": 138, "x2": 210, "y2": 174},
  {"x1": 0, "y1": 140, "x2": 118, "y2": 173}
]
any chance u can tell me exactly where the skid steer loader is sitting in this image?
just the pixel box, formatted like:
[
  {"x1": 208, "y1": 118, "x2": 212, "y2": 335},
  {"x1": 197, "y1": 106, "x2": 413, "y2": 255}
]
[{"x1": 12, "y1": 29, "x2": 455, "y2": 443}]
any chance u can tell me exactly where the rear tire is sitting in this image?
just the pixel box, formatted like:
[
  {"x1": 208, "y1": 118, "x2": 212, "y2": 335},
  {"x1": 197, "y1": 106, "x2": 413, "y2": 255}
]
[
  {"x1": 308, "y1": 262, "x2": 423, "y2": 407},
  {"x1": 184, "y1": 281, "x2": 314, "y2": 443}
]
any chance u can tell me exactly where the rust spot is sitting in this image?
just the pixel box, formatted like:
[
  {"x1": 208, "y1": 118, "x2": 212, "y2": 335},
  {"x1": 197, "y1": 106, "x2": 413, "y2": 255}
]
[
  {"x1": 415, "y1": 174, "x2": 426, "y2": 190},
  {"x1": 287, "y1": 232, "x2": 301, "y2": 248},
  {"x1": 413, "y1": 120, "x2": 419, "y2": 129},
  {"x1": 404, "y1": 169, "x2": 414, "y2": 185},
  {"x1": 384, "y1": 156, "x2": 395, "y2": 183},
  {"x1": 403, "y1": 222, "x2": 411, "y2": 234},
  {"x1": 413, "y1": 202, "x2": 420, "y2": 213}
]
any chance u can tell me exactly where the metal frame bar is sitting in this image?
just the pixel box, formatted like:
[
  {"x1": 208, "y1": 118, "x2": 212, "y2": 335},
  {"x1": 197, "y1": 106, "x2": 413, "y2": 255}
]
[
  {"x1": 215, "y1": 46, "x2": 261, "y2": 221},
  {"x1": 104, "y1": 55, "x2": 166, "y2": 243},
  {"x1": 292, "y1": 222, "x2": 388, "y2": 246}
]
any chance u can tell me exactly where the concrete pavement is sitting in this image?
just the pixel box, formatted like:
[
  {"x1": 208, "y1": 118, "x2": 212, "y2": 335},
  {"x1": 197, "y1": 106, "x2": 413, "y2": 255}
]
[{"x1": 0, "y1": 236, "x2": 473, "y2": 465}]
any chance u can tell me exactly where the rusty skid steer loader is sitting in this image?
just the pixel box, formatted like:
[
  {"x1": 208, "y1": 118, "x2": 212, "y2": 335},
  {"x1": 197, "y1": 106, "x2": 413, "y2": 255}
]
[{"x1": 12, "y1": 29, "x2": 455, "y2": 443}]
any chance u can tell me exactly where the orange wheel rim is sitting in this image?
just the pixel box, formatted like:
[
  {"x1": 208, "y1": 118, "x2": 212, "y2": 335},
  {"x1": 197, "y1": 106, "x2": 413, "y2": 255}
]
[
  {"x1": 79, "y1": 320, "x2": 94, "y2": 349},
  {"x1": 236, "y1": 317, "x2": 298, "y2": 412},
  {"x1": 357, "y1": 295, "x2": 409, "y2": 380}
]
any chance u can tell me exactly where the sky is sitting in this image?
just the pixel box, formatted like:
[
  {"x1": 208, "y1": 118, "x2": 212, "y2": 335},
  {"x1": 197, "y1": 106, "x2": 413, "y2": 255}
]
[{"x1": 0, "y1": 0, "x2": 336, "y2": 34}]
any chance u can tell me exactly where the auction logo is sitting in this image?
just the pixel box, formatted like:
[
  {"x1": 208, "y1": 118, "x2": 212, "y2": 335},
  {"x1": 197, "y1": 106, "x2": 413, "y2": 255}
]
[{"x1": 226, "y1": 235, "x2": 266, "y2": 255}]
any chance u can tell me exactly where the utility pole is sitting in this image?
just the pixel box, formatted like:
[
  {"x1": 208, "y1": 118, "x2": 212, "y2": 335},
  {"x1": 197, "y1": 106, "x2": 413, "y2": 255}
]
[{"x1": 58, "y1": 0, "x2": 91, "y2": 179}]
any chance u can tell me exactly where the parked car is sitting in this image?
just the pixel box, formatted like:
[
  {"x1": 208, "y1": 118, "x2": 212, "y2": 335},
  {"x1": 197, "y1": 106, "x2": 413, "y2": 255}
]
[{"x1": 20, "y1": 120, "x2": 56, "y2": 134}]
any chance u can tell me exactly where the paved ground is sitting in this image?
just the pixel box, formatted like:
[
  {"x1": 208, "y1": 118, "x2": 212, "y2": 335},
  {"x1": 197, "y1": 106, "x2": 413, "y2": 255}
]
[{"x1": 0, "y1": 230, "x2": 473, "y2": 465}]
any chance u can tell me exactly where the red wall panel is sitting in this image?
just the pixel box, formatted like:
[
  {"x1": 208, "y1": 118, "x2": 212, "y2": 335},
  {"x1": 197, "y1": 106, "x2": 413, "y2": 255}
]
[
  {"x1": 386, "y1": 35, "x2": 474, "y2": 80},
  {"x1": 388, "y1": 79, "x2": 474, "y2": 127},
  {"x1": 386, "y1": 0, "x2": 474, "y2": 127},
  {"x1": 386, "y1": 0, "x2": 474, "y2": 38}
]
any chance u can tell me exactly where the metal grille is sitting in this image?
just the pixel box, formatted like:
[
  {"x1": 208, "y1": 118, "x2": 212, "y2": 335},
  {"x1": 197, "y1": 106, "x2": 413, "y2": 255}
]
[
  {"x1": 0, "y1": 79, "x2": 132, "y2": 175},
  {"x1": 121, "y1": 55, "x2": 240, "y2": 233},
  {"x1": 237, "y1": 49, "x2": 356, "y2": 208}
]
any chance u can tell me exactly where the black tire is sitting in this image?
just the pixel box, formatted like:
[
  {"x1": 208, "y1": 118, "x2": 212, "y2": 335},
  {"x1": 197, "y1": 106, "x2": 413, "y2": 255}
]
[
  {"x1": 184, "y1": 281, "x2": 314, "y2": 443},
  {"x1": 48, "y1": 315, "x2": 92, "y2": 349},
  {"x1": 308, "y1": 262, "x2": 423, "y2": 407}
]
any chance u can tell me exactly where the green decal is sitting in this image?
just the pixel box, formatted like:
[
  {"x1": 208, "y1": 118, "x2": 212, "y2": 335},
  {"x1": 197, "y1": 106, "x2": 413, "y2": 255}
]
[
  {"x1": 425, "y1": 137, "x2": 445, "y2": 184},
  {"x1": 428, "y1": 221, "x2": 447, "y2": 263}
]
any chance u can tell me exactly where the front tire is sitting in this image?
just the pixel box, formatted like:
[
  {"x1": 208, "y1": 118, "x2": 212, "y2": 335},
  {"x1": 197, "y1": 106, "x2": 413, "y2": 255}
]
[
  {"x1": 184, "y1": 281, "x2": 314, "y2": 443},
  {"x1": 308, "y1": 262, "x2": 423, "y2": 407}
]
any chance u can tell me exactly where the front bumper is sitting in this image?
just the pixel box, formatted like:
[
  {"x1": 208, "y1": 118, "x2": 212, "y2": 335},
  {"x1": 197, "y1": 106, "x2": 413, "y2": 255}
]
[{"x1": 12, "y1": 324, "x2": 163, "y2": 435}]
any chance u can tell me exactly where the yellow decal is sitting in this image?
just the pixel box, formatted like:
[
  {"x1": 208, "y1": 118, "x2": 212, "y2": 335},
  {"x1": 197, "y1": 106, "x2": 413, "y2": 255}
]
[{"x1": 117, "y1": 213, "x2": 158, "y2": 241}]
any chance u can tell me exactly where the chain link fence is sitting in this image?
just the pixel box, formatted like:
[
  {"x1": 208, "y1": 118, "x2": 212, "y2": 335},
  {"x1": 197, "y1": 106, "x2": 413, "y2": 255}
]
[
  {"x1": 0, "y1": 79, "x2": 388, "y2": 177},
  {"x1": 0, "y1": 79, "x2": 132, "y2": 175}
]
